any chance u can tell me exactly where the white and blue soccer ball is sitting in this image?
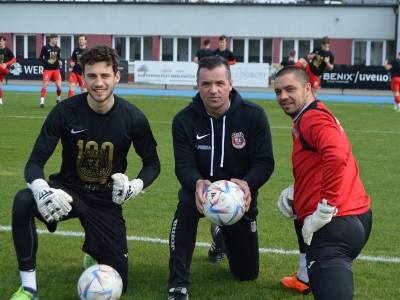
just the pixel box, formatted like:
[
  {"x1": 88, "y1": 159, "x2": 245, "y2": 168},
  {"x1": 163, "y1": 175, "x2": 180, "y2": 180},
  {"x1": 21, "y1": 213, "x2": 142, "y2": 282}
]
[
  {"x1": 203, "y1": 180, "x2": 245, "y2": 226},
  {"x1": 77, "y1": 264, "x2": 123, "y2": 300}
]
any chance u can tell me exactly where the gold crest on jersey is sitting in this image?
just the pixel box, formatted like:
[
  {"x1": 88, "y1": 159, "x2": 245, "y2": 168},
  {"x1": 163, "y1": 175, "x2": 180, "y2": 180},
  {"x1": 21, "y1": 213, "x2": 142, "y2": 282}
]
[
  {"x1": 76, "y1": 142, "x2": 113, "y2": 184},
  {"x1": 231, "y1": 132, "x2": 246, "y2": 149}
]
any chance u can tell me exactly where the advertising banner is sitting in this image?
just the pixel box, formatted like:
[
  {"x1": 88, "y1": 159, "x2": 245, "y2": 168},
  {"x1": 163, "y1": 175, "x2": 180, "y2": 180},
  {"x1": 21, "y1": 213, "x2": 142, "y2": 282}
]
[
  {"x1": 134, "y1": 61, "x2": 270, "y2": 88},
  {"x1": 6, "y1": 59, "x2": 66, "y2": 81},
  {"x1": 321, "y1": 65, "x2": 390, "y2": 90}
]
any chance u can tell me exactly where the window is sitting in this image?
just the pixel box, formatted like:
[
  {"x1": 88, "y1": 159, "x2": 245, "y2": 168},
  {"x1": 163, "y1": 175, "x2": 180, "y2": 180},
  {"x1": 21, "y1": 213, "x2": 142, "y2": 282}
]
[
  {"x1": 233, "y1": 39, "x2": 245, "y2": 63},
  {"x1": 161, "y1": 37, "x2": 174, "y2": 61},
  {"x1": 160, "y1": 37, "x2": 197, "y2": 62},
  {"x1": 114, "y1": 36, "x2": 153, "y2": 62},
  {"x1": 14, "y1": 35, "x2": 36, "y2": 59},
  {"x1": 143, "y1": 36, "x2": 153, "y2": 61},
  {"x1": 281, "y1": 39, "x2": 313, "y2": 62},
  {"x1": 248, "y1": 39, "x2": 260, "y2": 63},
  {"x1": 262, "y1": 39, "x2": 272, "y2": 64},
  {"x1": 353, "y1": 40, "x2": 394, "y2": 66},
  {"x1": 177, "y1": 38, "x2": 188, "y2": 61},
  {"x1": 231, "y1": 38, "x2": 272, "y2": 64}
]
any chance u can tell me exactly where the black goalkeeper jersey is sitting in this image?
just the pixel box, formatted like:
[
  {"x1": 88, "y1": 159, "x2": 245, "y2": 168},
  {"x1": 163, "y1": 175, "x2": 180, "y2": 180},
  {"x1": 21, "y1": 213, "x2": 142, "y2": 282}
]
[
  {"x1": 39, "y1": 44, "x2": 61, "y2": 70},
  {"x1": 70, "y1": 47, "x2": 86, "y2": 75},
  {"x1": 25, "y1": 94, "x2": 160, "y2": 205}
]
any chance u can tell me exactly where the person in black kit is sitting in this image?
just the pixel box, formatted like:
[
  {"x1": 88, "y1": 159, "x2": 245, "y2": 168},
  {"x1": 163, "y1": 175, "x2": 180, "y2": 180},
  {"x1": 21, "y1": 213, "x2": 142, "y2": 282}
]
[
  {"x1": 194, "y1": 39, "x2": 214, "y2": 63},
  {"x1": 38, "y1": 34, "x2": 63, "y2": 108},
  {"x1": 295, "y1": 36, "x2": 334, "y2": 98},
  {"x1": 384, "y1": 52, "x2": 400, "y2": 111},
  {"x1": 9, "y1": 44, "x2": 161, "y2": 300},
  {"x1": 0, "y1": 35, "x2": 16, "y2": 105},
  {"x1": 280, "y1": 49, "x2": 296, "y2": 68},
  {"x1": 167, "y1": 55, "x2": 274, "y2": 300},
  {"x1": 67, "y1": 34, "x2": 88, "y2": 98},
  {"x1": 193, "y1": 39, "x2": 214, "y2": 88},
  {"x1": 214, "y1": 35, "x2": 236, "y2": 65}
]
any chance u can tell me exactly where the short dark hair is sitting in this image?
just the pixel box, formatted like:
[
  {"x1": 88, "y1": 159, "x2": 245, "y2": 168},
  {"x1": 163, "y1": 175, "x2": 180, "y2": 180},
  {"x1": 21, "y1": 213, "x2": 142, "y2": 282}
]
[
  {"x1": 0, "y1": 36, "x2": 6, "y2": 42},
  {"x1": 289, "y1": 49, "x2": 296, "y2": 56},
  {"x1": 203, "y1": 39, "x2": 210, "y2": 46},
  {"x1": 80, "y1": 44, "x2": 120, "y2": 75},
  {"x1": 275, "y1": 65, "x2": 310, "y2": 87},
  {"x1": 219, "y1": 35, "x2": 227, "y2": 41},
  {"x1": 78, "y1": 35, "x2": 87, "y2": 40},
  {"x1": 322, "y1": 36, "x2": 330, "y2": 44},
  {"x1": 50, "y1": 34, "x2": 58, "y2": 39},
  {"x1": 196, "y1": 55, "x2": 231, "y2": 81}
]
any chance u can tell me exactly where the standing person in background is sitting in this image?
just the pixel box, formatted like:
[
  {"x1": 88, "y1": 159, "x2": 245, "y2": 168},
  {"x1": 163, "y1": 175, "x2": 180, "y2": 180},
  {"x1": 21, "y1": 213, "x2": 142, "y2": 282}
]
[
  {"x1": 280, "y1": 49, "x2": 296, "y2": 68},
  {"x1": 193, "y1": 39, "x2": 214, "y2": 89},
  {"x1": 67, "y1": 35, "x2": 87, "y2": 98},
  {"x1": 384, "y1": 52, "x2": 400, "y2": 111},
  {"x1": 0, "y1": 35, "x2": 16, "y2": 105},
  {"x1": 39, "y1": 34, "x2": 63, "y2": 109},
  {"x1": 294, "y1": 36, "x2": 334, "y2": 98},
  {"x1": 194, "y1": 39, "x2": 214, "y2": 64},
  {"x1": 214, "y1": 35, "x2": 236, "y2": 65},
  {"x1": 274, "y1": 66, "x2": 372, "y2": 300},
  {"x1": 9, "y1": 44, "x2": 161, "y2": 300},
  {"x1": 167, "y1": 55, "x2": 274, "y2": 300}
]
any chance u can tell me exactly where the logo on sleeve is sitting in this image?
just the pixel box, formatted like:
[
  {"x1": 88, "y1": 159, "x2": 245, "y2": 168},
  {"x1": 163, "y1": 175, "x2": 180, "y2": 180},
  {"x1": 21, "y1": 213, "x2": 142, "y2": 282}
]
[{"x1": 231, "y1": 132, "x2": 246, "y2": 149}]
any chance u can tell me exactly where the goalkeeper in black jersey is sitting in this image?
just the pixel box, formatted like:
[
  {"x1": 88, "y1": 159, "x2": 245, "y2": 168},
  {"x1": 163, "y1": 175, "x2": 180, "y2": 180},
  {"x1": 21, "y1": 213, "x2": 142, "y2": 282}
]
[{"x1": 10, "y1": 44, "x2": 161, "y2": 299}]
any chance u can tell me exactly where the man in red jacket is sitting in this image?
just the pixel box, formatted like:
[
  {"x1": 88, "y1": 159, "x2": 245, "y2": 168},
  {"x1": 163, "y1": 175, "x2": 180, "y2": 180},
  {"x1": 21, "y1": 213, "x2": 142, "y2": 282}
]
[{"x1": 274, "y1": 66, "x2": 372, "y2": 300}]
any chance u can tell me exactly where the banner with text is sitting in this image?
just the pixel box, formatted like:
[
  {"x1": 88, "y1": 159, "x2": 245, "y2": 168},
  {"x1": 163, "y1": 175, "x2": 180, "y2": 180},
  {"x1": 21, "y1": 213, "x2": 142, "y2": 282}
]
[
  {"x1": 6, "y1": 59, "x2": 66, "y2": 81},
  {"x1": 321, "y1": 65, "x2": 390, "y2": 90},
  {"x1": 134, "y1": 61, "x2": 270, "y2": 87}
]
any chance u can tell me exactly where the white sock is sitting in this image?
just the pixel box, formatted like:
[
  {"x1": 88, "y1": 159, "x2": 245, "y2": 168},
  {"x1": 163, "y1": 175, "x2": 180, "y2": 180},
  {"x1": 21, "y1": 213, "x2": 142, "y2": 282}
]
[
  {"x1": 0, "y1": 98, "x2": 3, "y2": 104},
  {"x1": 40, "y1": 97, "x2": 44, "y2": 104},
  {"x1": 297, "y1": 253, "x2": 309, "y2": 283},
  {"x1": 20, "y1": 269, "x2": 37, "y2": 291},
  {"x1": 56, "y1": 96, "x2": 60, "y2": 101}
]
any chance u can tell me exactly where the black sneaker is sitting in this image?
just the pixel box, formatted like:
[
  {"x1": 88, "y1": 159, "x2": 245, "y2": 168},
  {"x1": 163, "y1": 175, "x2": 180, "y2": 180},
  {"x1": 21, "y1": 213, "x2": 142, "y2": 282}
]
[
  {"x1": 56, "y1": 100, "x2": 60, "y2": 104},
  {"x1": 208, "y1": 224, "x2": 224, "y2": 264},
  {"x1": 40, "y1": 104, "x2": 44, "y2": 109},
  {"x1": 168, "y1": 287, "x2": 189, "y2": 300}
]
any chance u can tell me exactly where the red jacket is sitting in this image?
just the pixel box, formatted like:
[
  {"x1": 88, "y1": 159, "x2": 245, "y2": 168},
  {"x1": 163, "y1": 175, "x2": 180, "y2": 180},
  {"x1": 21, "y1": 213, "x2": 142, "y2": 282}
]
[{"x1": 292, "y1": 100, "x2": 370, "y2": 222}]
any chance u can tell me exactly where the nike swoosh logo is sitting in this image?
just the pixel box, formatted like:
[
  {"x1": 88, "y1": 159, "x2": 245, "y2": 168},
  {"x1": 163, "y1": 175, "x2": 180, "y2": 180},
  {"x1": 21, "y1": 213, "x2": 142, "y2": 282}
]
[
  {"x1": 196, "y1": 134, "x2": 210, "y2": 140},
  {"x1": 71, "y1": 128, "x2": 87, "y2": 134}
]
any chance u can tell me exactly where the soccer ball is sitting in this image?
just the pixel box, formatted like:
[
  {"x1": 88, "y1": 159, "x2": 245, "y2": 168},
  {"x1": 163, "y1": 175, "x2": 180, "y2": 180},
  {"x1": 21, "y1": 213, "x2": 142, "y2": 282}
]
[
  {"x1": 203, "y1": 180, "x2": 245, "y2": 226},
  {"x1": 77, "y1": 264, "x2": 123, "y2": 300}
]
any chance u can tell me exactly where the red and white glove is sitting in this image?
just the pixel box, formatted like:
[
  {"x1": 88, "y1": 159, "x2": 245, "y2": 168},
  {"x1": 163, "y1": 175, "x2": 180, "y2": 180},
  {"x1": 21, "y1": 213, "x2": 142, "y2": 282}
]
[
  {"x1": 302, "y1": 199, "x2": 338, "y2": 245},
  {"x1": 28, "y1": 179, "x2": 73, "y2": 223},
  {"x1": 277, "y1": 184, "x2": 294, "y2": 218},
  {"x1": 111, "y1": 173, "x2": 143, "y2": 205}
]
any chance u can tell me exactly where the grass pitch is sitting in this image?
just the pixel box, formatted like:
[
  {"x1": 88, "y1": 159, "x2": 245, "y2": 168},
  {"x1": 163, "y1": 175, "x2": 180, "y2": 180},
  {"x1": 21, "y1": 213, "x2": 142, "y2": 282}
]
[{"x1": 0, "y1": 90, "x2": 399, "y2": 299}]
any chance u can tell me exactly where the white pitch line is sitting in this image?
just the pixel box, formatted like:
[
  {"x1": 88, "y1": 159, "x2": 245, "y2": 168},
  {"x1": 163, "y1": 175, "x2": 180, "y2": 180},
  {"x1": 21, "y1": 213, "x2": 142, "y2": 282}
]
[
  {"x1": 0, "y1": 115, "x2": 399, "y2": 135},
  {"x1": 1, "y1": 225, "x2": 398, "y2": 263}
]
